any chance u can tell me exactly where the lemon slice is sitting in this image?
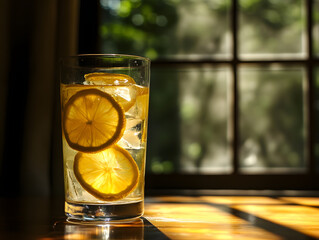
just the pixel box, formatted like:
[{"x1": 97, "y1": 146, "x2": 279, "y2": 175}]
[
  {"x1": 63, "y1": 89, "x2": 125, "y2": 153},
  {"x1": 74, "y1": 145, "x2": 139, "y2": 201},
  {"x1": 61, "y1": 84, "x2": 95, "y2": 107},
  {"x1": 84, "y1": 72, "x2": 136, "y2": 85}
]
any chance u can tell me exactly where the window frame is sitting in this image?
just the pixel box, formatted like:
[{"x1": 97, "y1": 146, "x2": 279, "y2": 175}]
[{"x1": 146, "y1": 0, "x2": 319, "y2": 190}]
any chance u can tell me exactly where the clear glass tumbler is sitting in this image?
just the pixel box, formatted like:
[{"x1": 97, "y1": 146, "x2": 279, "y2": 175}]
[{"x1": 60, "y1": 54, "x2": 150, "y2": 222}]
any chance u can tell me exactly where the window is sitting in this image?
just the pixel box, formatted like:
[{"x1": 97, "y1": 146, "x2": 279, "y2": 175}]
[{"x1": 80, "y1": 0, "x2": 319, "y2": 189}]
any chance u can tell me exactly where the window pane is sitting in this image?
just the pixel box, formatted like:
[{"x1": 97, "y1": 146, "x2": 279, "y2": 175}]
[
  {"x1": 147, "y1": 67, "x2": 180, "y2": 174},
  {"x1": 147, "y1": 66, "x2": 231, "y2": 174},
  {"x1": 239, "y1": 0, "x2": 306, "y2": 59},
  {"x1": 239, "y1": 66, "x2": 307, "y2": 173},
  {"x1": 314, "y1": 0, "x2": 319, "y2": 57},
  {"x1": 99, "y1": 0, "x2": 231, "y2": 60},
  {"x1": 314, "y1": 67, "x2": 319, "y2": 172}
]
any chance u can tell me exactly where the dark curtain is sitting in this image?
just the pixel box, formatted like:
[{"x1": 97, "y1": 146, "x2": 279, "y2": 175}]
[{"x1": 0, "y1": 0, "x2": 80, "y2": 197}]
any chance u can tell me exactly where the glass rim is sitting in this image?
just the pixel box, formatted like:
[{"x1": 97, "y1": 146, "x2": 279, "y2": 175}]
[{"x1": 60, "y1": 54, "x2": 151, "y2": 62}]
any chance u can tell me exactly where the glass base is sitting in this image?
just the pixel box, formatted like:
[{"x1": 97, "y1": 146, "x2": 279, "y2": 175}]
[{"x1": 65, "y1": 200, "x2": 144, "y2": 222}]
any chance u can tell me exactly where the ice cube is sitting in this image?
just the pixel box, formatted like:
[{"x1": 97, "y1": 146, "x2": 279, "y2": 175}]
[
  {"x1": 118, "y1": 119, "x2": 143, "y2": 149},
  {"x1": 126, "y1": 91, "x2": 149, "y2": 119}
]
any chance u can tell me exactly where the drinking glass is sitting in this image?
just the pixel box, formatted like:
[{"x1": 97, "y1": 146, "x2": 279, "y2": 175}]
[{"x1": 60, "y1": 54, "x2": 150, "y2": 222}]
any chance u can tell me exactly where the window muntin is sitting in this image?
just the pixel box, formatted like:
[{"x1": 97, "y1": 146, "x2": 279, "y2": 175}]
[
  {"x1": 314, "y1": 67, "x2": 319, "y2": 173},
  {"x1": 314, "y1": 0, "x2": 319, "y2": 57}
]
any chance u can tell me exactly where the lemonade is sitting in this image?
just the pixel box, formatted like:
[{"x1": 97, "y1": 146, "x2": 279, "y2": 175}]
[{"x1": 60, "y1": 70, "x2": 149, "y2": 221}]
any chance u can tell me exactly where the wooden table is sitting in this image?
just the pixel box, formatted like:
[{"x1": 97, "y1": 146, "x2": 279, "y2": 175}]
[{"x1": 1, "y1": 194, "x2": 319, "y2": 239}]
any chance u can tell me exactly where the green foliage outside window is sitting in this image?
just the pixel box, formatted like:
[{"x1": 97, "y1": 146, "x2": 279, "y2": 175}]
[{"x1": 99, "y1": 0, "x2": 313, "y2": 174}]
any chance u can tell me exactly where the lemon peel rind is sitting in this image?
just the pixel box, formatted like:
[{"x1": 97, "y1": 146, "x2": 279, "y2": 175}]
[
  {"x1": 73, "y1": 145, "x2": 139, "y2": 201},
  {"x1": 63, "y1": 88, "x2": 126, "y2": 153}
]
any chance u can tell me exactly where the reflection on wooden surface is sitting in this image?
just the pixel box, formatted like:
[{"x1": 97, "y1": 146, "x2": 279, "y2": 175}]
[
  {"x1": 280, "y1": 197, "x2": 319, "y2": 206},
  {"x1": 1, "y1": 195, "x2": 319, "y2": 239},
  {"x1": 145, "y1": 196, "x2": 319, "y2": 240},
  {"x1": 40, "y1": 218, "x2": 145, "y2": 240},
  {"x1": 233, "y1": 204, "x2": 319, "y2": 239},
  {"x1": 145, "y1": 203, "x2": 280, "y2": 240},
  {"x1": 200, "y1": 196, "x2": 286, "y2": 205}
]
